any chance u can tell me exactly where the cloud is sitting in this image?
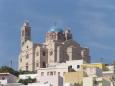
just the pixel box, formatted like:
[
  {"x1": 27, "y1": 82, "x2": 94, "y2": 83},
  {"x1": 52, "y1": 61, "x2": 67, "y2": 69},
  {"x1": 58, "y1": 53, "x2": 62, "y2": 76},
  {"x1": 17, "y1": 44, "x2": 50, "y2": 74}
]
[
  {"x1": 82, "y1": 20, "x2": 115, "y2": 38},
  {"x1": 74, "y1": 0, "x2": 115, "y2": 39},
  {"x1": 86, "y1": 41, "x2": 115, "y2": 51}
]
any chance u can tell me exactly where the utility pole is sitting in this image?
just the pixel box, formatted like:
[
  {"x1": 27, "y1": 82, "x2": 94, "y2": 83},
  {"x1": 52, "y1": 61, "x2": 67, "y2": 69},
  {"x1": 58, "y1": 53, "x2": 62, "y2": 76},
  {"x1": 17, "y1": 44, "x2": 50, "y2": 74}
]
[
  {"x1": 112, "y1": 61, "x2": 115, "y2": 86},
  {"x1": 113, "y1": 61, "x2": 115, "y2": 75},
  {"x1": 10, "y1": 60, "x2": 13, "y2": 68}
]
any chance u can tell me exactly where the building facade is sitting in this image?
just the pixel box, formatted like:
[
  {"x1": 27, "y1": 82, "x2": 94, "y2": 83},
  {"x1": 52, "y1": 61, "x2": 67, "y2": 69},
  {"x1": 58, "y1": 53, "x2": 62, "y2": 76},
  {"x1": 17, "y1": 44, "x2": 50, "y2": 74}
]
[
  {"x1": 0, "y1": 73, "x2": 17, "y2": 85},
  {"x1": 18, "y1": 21, "x2": 90, "y2": 72}
]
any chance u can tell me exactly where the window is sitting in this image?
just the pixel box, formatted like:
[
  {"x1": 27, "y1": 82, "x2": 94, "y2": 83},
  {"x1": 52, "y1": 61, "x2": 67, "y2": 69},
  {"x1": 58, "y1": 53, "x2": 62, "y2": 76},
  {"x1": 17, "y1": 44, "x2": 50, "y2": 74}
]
[
  {"x1": 26, "y1": 63, "x2": 28, "y2": 71},
  {"x1": 50, "y1": 72, "x2": 53, "y2": 76},
  {"x1": 27, "y1": 31, "x2": 30, "y2": 36},
  {"x1": 20, "y1": 58, "x2": 22, "y2": 62},
  {"x1": 2, "y1": 77, "x2": 5, "y2": 80},
  {"x1": 36, "y1": 52, "x2": 39, "y2": 56},
  {"x1": 36, "y1": 63, "x2": 39, "y2": 67},
  {"x1": 42, "y1": 62, "x2": 46, "y2": 68},
  {"x1": 68, "y1": 65, "x2": 72, "y2": 72},
  {"x1": 22, "y1": 42, "x2": 24, "y2": 46},
  {"x1": 54, "y1": 71, "x2": 56, "y2": 75},
  {"x1": 58, "y1": 72, "x2": 60, "y2": 75},
  {"x1": 77, "y1": 65, "x2": 80, "y2": 68},
  {"x1": 49, "y1": 51, "x2": 53, "y2": 56},
  {"x1": 47, "y1": 72, "x2": 49, "y2": 76},
  {"x1": 42, "y1": 51, "x2": 46, "y2": 56},
  {"x1": 26, "y1": 54, "x2": 29, "y2": 59},
  {"x1": 41, "y1": 72, "x2": 44, "y2": 76},
  {"x1": 22, "y1": 30, "x2": 24, "y2": 36},
  {"x1": 26, "y1": 66, "x2": 28, "y2": 71}
]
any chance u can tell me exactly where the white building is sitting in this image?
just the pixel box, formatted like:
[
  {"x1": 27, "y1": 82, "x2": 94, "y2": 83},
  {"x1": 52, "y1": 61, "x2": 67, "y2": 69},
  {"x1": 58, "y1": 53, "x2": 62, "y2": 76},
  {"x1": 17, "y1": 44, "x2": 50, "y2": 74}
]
[
  {"x1": 19, "y1": 74, "x2": 38, "y2": 80},
  {"x1": 0, "y1": 73, "x2": 17, "y2": 85},
  {"x1": 37, "y1": 60, "x2": 85, "y2": 77}
]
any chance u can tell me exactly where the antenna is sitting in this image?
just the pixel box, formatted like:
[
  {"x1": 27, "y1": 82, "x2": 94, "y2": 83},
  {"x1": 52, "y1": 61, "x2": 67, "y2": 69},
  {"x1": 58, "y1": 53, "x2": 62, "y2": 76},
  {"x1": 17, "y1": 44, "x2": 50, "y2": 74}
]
[{"x1": 10, "y1": 60, "x2": 13, "y2": 68}]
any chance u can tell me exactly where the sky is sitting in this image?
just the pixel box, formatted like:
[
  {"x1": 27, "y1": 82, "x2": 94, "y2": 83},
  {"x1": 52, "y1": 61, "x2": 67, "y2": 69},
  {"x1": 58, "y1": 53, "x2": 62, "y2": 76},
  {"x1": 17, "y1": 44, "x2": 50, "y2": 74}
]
[{"x1": 0, "y1": 0, "x2": 115, "y2": 69}]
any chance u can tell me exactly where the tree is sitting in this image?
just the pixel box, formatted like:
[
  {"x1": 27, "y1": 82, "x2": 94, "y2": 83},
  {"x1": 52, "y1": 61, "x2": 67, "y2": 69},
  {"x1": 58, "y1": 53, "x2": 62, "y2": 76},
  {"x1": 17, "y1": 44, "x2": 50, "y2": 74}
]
[
  {"x1": 18, "y1": 77, "x2": 36, "y2": 85},
  {"x1": 73, "y1": 83, "x2": 81, "y2": 86},
  {"x1": 19, "y1": 70, "x2": 35, "y2": 74},
  {"x1": 0, "y1": 66, "x2": 19, "y2": 77}
]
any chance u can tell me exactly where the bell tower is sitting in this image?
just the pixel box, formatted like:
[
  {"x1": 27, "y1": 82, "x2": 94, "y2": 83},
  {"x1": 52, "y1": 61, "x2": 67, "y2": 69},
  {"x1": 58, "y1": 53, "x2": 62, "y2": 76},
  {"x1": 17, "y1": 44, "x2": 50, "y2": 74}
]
[{"x1": 21, "y1": 21, "x2": 31, "y2": 47}]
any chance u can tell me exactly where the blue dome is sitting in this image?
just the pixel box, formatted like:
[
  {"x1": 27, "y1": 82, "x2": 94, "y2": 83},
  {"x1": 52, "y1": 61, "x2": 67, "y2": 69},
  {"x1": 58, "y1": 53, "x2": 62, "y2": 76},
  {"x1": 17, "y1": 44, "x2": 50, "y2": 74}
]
[{"x1": 48, "y1": 26, "x2": 63, "y2": 33}]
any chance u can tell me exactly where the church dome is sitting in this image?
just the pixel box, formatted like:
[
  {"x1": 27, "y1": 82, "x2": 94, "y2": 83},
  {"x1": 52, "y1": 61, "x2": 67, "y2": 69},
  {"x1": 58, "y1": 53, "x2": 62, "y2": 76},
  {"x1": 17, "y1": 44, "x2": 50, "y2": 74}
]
[{"x1": 48, "y1": 26, "x2": 63, "y2": 33}]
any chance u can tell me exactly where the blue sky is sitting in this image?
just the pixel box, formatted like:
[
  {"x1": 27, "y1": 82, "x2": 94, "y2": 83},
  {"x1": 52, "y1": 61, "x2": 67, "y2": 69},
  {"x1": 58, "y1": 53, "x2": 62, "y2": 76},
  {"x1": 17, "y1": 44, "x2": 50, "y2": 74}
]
[{"x1": 0, "y1": 0, "x2": 115, "y2": 69}]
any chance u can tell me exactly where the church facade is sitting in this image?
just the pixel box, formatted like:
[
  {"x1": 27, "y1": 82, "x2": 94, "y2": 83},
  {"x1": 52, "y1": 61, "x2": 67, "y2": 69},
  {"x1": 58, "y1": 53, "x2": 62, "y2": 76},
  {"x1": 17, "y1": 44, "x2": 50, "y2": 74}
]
[{"x1": 18, "y1": 21, "x2": 90, "y2": 72}]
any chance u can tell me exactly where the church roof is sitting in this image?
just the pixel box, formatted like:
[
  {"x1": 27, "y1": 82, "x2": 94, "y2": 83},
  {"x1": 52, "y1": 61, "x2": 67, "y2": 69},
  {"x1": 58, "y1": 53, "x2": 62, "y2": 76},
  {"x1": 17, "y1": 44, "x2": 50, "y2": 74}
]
[{"x1": 48, "y1": 26, "x2": 63, "y2": 33}]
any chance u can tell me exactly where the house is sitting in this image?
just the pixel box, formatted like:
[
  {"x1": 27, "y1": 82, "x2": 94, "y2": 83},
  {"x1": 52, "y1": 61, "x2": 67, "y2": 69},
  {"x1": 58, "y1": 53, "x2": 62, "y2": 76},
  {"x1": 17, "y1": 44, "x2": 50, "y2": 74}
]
[{"x1": 0, "y1": 73, "x2": 17, "y2": 85}]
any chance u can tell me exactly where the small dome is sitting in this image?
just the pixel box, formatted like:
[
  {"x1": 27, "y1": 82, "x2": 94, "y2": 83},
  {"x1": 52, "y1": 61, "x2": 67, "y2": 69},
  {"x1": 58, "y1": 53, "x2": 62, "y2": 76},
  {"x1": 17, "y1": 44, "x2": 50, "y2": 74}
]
[
  {"x1": 23, "y1": 20, "x2": 30, "y2": 27},
  {"x1": 48, "y1": 26, "x2": 63, "y2": 33}
]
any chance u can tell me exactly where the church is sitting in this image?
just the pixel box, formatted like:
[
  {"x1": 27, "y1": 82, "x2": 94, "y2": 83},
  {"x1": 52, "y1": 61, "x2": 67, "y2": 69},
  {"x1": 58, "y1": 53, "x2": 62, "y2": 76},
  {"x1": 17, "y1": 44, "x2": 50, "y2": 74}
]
[{"x1": 18, "y1": 21, "x2": 90, "y2": 72}]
